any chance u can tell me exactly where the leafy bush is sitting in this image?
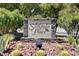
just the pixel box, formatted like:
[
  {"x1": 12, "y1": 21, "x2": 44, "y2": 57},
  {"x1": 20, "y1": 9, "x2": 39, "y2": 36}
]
[
  {"x1": 67, "y1": 35, "x2": 75, "y2": 44},
  {"x1": 0, "y1": 36, "x2": 5, "y2": 52},
  {"x1": 30, "y1": 15, "x2": 43, "y2": 20},
  {"x1": 0, "y1": 8, "x2": 24, "y2": 34},
  {"x1": 36, "y1": 50, "x2": 45, "y2": 56},
  {"x1": 2, "y1": 34, "x2": 14, "y2": 48},
  {"x1": 76, "y1": 39, "x2": 79, "y2": 45},
  {"x1": 59, "y1": 50, "x2": 70, "y2": 56},
  {"x1": 56, "y1": 44, "x2": 63, "y2": 50},
  {"x1": 10, "y1": 50, "x2": 22, "y2": 56},
  {"x1": 0, "y1": 34, "x2": 14, "y2": 52},
  {"x1": 16, "y1": 43, "x2": 24, "y2": 49}
]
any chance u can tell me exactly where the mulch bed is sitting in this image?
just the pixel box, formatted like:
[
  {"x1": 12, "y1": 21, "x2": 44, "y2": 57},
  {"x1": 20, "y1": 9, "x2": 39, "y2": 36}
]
[{"x1": 2, "y1": 39, "x2": 79, "y2": 56}]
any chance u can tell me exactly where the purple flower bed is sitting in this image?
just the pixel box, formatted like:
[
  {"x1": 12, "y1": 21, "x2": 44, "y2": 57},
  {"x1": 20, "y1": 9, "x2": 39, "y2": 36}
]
[{"x1": 2, "y1": 39, "x2": 78, "y2": 56}]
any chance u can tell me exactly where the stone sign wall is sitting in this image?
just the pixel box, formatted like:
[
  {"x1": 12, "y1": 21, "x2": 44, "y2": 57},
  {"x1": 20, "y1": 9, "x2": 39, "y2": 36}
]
[{"x1": 23, "y1": 18, "x2": 56, "y2": 39}]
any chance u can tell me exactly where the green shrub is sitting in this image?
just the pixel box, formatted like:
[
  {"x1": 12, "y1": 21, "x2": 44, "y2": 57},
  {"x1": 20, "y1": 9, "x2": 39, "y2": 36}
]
[
  {"x1": 16, "y1": 43, "x2": 24, "y2": 49},
  {"x1": 59, "y1": 50, "x2": 70, "y2": 56},
  {"x1": 30, "y1": 15, "x2": 43, "y2": 20},
  {"x1": 67, "y1": 35, "x2": 75, "y2": 44},
  {"x1": 10, "y1": 50, "x2": 22, "y2": 56},
  {"x1": 0, "y1": 34, "x2": 14, "y2": 52},
  {"x1": 36, "y1": 50, "x2": 45, "y2": 56},
  {"x1": 0, "y1": 8, "x2": 24, "y2": 34},
  {"x1": 2, "y1": 34, "x2": 14, "y2": 48},
  {"x1": 76, "y1": 39, "x2": 79, "y2": 45},
  {"x1": 0, "y1": 36, "x2": 5, "y2": 52}
]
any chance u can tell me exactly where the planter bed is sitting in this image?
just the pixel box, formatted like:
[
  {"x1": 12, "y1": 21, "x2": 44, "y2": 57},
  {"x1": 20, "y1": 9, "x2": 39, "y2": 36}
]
[{"x1": 1, "y1": 39, "x2": 78, "y2": 56}]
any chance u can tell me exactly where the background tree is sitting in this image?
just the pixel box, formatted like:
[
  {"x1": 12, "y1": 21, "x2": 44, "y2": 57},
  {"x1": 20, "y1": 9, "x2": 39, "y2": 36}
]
[
  {"x1": 19, "y1": 3, "x2": 40, "y2": 18},
  {"x1": 58, "y1": 4, "x2": 79, "y2": 34},
  {"x1": 0, "y1": 3, "x2": 79, "y2": 35},
  {"x1": 38, "y1": 3, "x2": 63, "y2": 18},
  {"x1": 0, "y1": 3, "x2": 20, "y2": 11}
]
